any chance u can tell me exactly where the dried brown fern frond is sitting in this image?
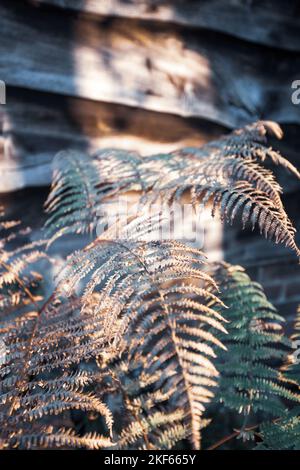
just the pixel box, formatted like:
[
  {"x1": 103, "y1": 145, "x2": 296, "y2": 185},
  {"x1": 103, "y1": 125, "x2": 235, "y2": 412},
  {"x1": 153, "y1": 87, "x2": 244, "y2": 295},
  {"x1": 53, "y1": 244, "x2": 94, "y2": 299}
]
[
  {"x1": 98, "y1": 362, "x2": 190, "y2": 450},
  {"x1": 0, "y1": 209, "x2": 114, "y2": 449},
  {"x1": 45, "y1": 121, "x2": 300, "y2": 257},
  {"x1": 13, "y1": 426, "x2": 114, "y2": 450},
  {"x1": 0, "y1": 211, "x2": 49, "y2": 317},
  {"x1": 1, "y1": 212, "x2": 229, "y2": 449},
  {"x1": 199, "y1": 120, "x2": 300, "y2": 179},
  {"x1": 0, "y1": 294, "x2": 114, "y2": 449},
  {"x1": 54, "y1": 217, "x2": 228, "y2": 449},
  {"x1": 157, "y1": 180, "x2": 299, "y2": 256}
]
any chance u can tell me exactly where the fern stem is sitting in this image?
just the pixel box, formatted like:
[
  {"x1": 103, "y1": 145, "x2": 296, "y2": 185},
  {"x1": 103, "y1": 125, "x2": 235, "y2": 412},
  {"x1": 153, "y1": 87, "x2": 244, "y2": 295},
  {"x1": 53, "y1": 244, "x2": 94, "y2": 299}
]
[
  {"x1": 207, "y1": 424, "x2": 259, "y2": 450},
  {"x1": 207, "y1": 416, "x2": 282, "y2": 450}
]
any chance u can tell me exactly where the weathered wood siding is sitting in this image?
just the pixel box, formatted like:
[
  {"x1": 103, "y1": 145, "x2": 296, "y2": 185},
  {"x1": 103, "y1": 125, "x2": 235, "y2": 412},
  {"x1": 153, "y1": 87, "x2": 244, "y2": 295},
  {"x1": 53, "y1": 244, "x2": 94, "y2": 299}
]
[
  {"x1": 0, "y1": 0, "x2": 300, "y2": 190},
  {"x1": 1, "y1": 0, "x2": 300, "y2": 322}
]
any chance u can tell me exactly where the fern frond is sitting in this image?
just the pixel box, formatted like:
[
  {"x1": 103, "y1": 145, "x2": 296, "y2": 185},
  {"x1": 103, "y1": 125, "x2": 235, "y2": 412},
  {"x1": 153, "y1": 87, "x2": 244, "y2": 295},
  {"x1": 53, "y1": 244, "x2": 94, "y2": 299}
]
[
  {"x1": 52, "y1": 216, "x2": 228, "y2": 449},
  {"x1": 61, "y1": 223, "x2": 225, "y2": 447},
  {"x1": 0, "y1": 213, "x2": 49, "y2": 316},
  {"x1": 155, "y1": 423, "x2": 190, "y2": 450},
  {"x1": 1, "y1": 213, "x2": 113, "y2": 449},
  {"x1": 115, "y1": 406, "x2": 186, "y2": 450},
  {"x1": 8, "y1": 426, "x2": 113, "y2": 450},
  {"x1": 3, "y1": 121, "x2": 300, "y2": 449},
  {"x1": 256, "y1": 304, "x2": 300, "y2": 450},
  {"x1": 44, "y1": 150, "x2": 104, "y2": 244},
  {"x1": 283, "y1": 305, "x2": 300, "y2": 385},
  {"x1": 159, "y1": 179, "x2": 299, "y2": 256},
  {"x1": 207, "y1": 263, "x2": 298, "y2": 421},
  {"x1": 211, "y1": 120, "x2": 300, "y2": 180},
  {"x1": 0, "y1": 291, "x2": 115, "y2": 448},
  {"x1": 255, "y1": 407, "x2": 300, "y2": 450},
  {"x1": 1, "y1": 212, "x2": 228, "y2": 449},
  {"x1": 45, "y1": 121, "x2": 300, "y2": 257}
]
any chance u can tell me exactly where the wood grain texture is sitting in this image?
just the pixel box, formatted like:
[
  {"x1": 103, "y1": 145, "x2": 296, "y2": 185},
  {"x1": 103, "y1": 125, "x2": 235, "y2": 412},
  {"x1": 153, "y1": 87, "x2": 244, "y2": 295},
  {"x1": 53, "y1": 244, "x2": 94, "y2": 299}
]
[
  {"x1": 0, "y1": 87, "x2": 225, "y2": 192},
  {"x1": 1, "y1": 1, "x2": 300, "y2": 192},
  {"x1": 37, "y1": 0, "x2": 300, "y2": 51},
  {"x1": 1, "y1": 87, "x2": 300, "y2": 193},
  {"x1": 1, "y1": 1, "x2": 300, "y2": 129}
]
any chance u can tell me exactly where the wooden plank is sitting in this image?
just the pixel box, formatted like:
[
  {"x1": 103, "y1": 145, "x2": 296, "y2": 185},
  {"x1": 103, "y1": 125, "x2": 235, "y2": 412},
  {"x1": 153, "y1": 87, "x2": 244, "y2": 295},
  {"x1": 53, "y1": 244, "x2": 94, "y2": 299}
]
[
  {"x1": 1, "y1": 88, "x2": 300, "y2": 194},
  {"x1": 0, "y1": 1, "x2": 299, "y2": 129},
  {"x1": 37, "y1": 0, "x2": 300, "y2": 51},
  {"x1": 0, "y1": 87, "x2": 224, "y2": 192}
]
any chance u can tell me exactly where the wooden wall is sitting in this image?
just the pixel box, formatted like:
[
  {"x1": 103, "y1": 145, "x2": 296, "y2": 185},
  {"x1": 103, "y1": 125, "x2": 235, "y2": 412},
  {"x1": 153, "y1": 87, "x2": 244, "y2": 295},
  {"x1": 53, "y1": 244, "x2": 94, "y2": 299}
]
[
  {"x1": 1, "y1": 0, "x2": 300, "y2": 322},
  {"x1": 1, "y1": 0, "x2": 300, "y2": 190}
]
